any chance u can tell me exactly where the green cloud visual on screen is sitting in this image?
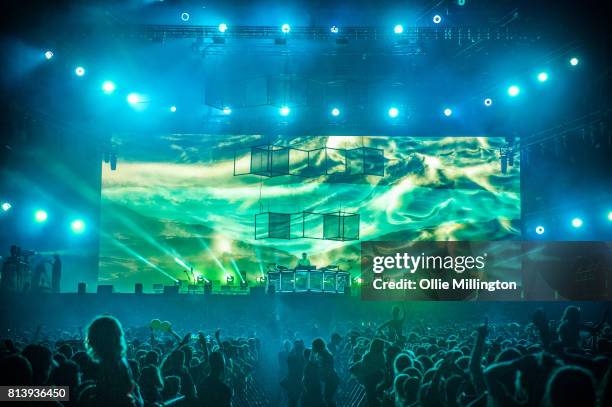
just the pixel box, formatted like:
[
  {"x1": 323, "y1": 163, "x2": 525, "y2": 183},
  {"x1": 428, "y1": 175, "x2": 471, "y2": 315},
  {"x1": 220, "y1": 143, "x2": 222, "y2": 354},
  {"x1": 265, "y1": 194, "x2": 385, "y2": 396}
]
[{"x1": 99, "y1": 135, "x2": 520, "y2": 292}]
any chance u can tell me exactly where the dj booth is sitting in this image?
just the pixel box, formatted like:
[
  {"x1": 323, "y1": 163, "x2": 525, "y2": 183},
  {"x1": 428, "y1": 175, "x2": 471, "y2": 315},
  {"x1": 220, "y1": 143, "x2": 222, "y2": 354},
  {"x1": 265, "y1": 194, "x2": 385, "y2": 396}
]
[{"x1": 267, "y1": 266, "x2": 351, "y2": 294}]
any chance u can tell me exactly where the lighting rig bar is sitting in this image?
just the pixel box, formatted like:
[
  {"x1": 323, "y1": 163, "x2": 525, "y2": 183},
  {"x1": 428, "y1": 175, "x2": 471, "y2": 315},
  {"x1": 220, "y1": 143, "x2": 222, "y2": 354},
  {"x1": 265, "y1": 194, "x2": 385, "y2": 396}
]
[{"x1": 135, "y1": 25, "x2": 526, "y2": 44}]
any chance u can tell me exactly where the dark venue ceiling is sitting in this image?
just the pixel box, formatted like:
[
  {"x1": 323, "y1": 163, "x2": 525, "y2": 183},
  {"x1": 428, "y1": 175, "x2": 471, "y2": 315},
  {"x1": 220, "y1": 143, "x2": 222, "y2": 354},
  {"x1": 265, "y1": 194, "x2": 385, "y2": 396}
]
[{"x1": 0, "y1": 0, "x2": 610, "y2": 250}]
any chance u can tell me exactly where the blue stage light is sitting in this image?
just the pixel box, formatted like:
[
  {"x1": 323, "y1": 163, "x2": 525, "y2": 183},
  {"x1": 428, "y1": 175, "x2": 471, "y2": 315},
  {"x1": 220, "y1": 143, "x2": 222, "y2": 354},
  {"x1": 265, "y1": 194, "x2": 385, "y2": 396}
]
[
  {"x1": 181, "y1": 12, "x2": 190, "y2": 22},
  {"x1": 443, "y1": 108, "x2": 452, "y2": 117},
  {"x1": 331, "y1": 107, "x2": 340, "y2": 117},
  {"x1": 218, "y1": 23, "x2": 228, "y2": 33},
  {"x1": 75, "y1": 66, "x2": 85, "y2": 76},
  {"x1": 507, "y1": 85, "x2": 520, "y2": 97},
  {"x1": 330, "y1": 25, "x2": 339, "y2": 33},
  {"x1": 607, "y1": 211, "x2": 612, "y2": 221},
  {"x1": 102, "y1": 81, "x2": 116, "y2": 94},
  {"x1": 70, "y1": 219, "x2": 86, "y2": 234},
  {"x1": 127, "y1": 93, "x2": 142, "y2": 105},
  {"x1": 44, "y1": 50, "x2": 54, "y2": 60},
  {"x1": 281, "y1": 24, "x2": 291, "y2": 33},
  {"x1": 535, "y1": 226, "x2": 545, "y2": 235},
  {"x1": 458, "y1": 0, "x2": 466, "y2": 5},
  {"x1": 537, "y1": 72, "x2": 549, "y2": 82},
  {"x1": 394, "y1": 24, "x2": 404, "y2": 34},
  {"x1": 388, "y1": 107, "x2": 399, "y2": 118},
  {"x1": 571, "y1": 217, "x2": 583, "y2": 228},
  {"x1": 1, "y1": 202, "x2": 11, "y2": 212},
  {"x1": 170, "y1": 105, "x2": 177, "y2": 113},
  {"x1": 484, "y1": 98, "x2": 493, "y2": 106},
  {"x1": 35, "y1": 210, "x2": 48, "y2": 223},
  {"x1": 569, "y1": 57, "x2": 579, "y2": 66},
  {"x1": 433, "y1": 15, "x2": 442, "y2": 24},
  {"x1": 222, "y1": 107, "x2": 232, "y2": 115},
  {"x1": 280, "y1": 106, "x2": 291, "y2": 116}
]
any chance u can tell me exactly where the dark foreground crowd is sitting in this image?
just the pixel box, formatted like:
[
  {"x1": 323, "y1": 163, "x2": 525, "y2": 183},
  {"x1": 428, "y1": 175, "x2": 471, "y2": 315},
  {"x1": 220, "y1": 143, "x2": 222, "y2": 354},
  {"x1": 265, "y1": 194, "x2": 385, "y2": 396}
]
[{"x1": 1, "y1": 305, "x2": 611, "y2": 407}]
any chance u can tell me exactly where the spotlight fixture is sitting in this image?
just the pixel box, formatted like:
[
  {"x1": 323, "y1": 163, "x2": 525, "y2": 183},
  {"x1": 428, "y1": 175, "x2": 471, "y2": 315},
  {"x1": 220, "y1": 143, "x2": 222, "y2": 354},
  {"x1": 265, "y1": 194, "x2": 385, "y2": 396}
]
[
  {"x1": 222, "y1": 107, "x2": 232, "y2": 115},
  {"x1": 388, "y1": 107, "x2": 399, "y2": 118},
  {"x1": 484, "y1": 98, "x2": 493, "y2": 106},
  {"x1": 70, "y1": 219, "x2": 86, "y2": 234},
  {"x1": 571, "y1": 218, "x2": 583, "y2": 228},
  {"x1": 355, "y1": 277, "x2": 363, "y2": 284},
  {"x1": 608, "y1": 211, "x2": 612, "y2": 221},
  {"x1": 281, "y1": 24, "x2": 291, "y2": 33},
  {"x1": 330, "y1": 25, "x2": 339, "y2": 33},
  {"x1": 394, "y1": 24, "x2": 404, "y2": 34},
  {"x1": 127, "y1": 93, "x2": 142, "y2": 105},
  {"x1": 331, "y1": 107, "x2": 340, "y2": 117},
  {"x1": 537, "y1": 72, "x2": 549, "y2": 82},
  {"x1": 226, "y1": 275, "x2": 235, "y2": 283},
  {"x1": 169, "y1": 106, "x2": 177, "y2": 113},
  {"x1": 256, "y1": 276, "x2": 266, "y2": 284},
  {"x1": 102, "y1": 81, "x2": 116, "y2": 94},
  {"x1": 569, "y1": 57, "x2": 579, "y2": 66},
  {"x1": 279, "y1": 106, "x2": 291, "y2": 116},
  {"x1": 443, "y1": 108, "x2": 453, "y2": 117},
  {"x1": 535, "y1": 226, "x2": 545, "y2": 235},
  {"x1": 507, "y1": 85, "x2": 520, "y2": 97},
  {"x1": 44, "y1": 50, "x2": 54, "y2": 60},
  {"x1": 181, "y1": 12, "x2": 190, "y2": 22},
  {"x1": 35, "y1": 210, "x2": 48, "y2": 223},
  {"x1": 75, "y1": 66, "x2": 85, "y2": 76},
  {"x1": 218, "y1": 23, "x2": 228, "y2": 33},
  {"x1": 433, "y1": 15, "x2": 442, "y2": 24},
  {"x1": 1, "y1": 202, "x2": 11, "y2": 212}
]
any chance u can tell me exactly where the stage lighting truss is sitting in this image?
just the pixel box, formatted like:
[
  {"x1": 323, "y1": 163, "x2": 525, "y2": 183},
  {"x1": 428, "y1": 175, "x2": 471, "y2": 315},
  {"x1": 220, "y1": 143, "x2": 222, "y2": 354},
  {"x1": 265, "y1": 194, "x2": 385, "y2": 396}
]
[
  {"x1": 139, "y1": 24, "x2": 519, "y2": 44},
  {"x1": 233, "y1": 144, "x2": 385, "y2": 178},
  {"x1": 142, "y1": 24, "x2": 526, "y2": 57},
  {"x1": 255, "y1": 210, "x2": 360, "y2": 241}
]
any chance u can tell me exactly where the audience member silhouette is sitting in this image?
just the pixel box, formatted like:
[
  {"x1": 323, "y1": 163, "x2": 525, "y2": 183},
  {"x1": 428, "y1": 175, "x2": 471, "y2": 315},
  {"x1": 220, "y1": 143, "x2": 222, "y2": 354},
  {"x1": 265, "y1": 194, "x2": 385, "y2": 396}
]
[{"x1": 196, "y1": 350, "x2": 232, "y2": 407}]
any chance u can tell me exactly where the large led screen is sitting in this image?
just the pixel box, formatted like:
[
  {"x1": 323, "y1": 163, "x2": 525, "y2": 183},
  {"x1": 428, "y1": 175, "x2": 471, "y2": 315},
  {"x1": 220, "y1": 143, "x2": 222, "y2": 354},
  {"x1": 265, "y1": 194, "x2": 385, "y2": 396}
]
[{"x1": 99, "y1": 135, "x2": 520, "y2": 292}]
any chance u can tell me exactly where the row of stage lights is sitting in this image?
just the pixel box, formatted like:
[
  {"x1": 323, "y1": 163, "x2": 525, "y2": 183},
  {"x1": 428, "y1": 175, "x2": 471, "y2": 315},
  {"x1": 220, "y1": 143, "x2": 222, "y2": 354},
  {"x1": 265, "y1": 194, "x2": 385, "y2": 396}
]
[
  {"x1": 1, "y1": 202, "x2": 86, "y2": 235},
  {"x1": 41, "y1": 47, "x2": 581, "y2": 120},
  {"x1": 6, "y1": 199, "x2": 609, "y2": 238},
  {"x1": 533, "y1": 212, "x2": 612, "y2": 236},
  {"x1": 179, "y1": 19, "x2": 451, "y2": 31}
]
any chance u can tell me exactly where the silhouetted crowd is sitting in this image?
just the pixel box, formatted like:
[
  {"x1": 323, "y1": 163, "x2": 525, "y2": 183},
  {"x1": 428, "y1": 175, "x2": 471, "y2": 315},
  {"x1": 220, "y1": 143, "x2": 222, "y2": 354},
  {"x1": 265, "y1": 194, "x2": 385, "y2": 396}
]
[
  {"x1": 0, "y1": 317, "x2": 260, "y2": 407},
  {"x1": 1, "y1": 304, "x2": 611, "y2": 406}
]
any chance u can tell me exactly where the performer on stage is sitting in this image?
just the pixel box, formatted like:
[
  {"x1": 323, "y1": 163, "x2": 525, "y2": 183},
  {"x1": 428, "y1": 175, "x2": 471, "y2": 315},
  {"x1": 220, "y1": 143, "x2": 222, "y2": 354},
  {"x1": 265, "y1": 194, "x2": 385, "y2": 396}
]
[{"x1": 297, "y1": 252, "x2": 311, "y2": 268}]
